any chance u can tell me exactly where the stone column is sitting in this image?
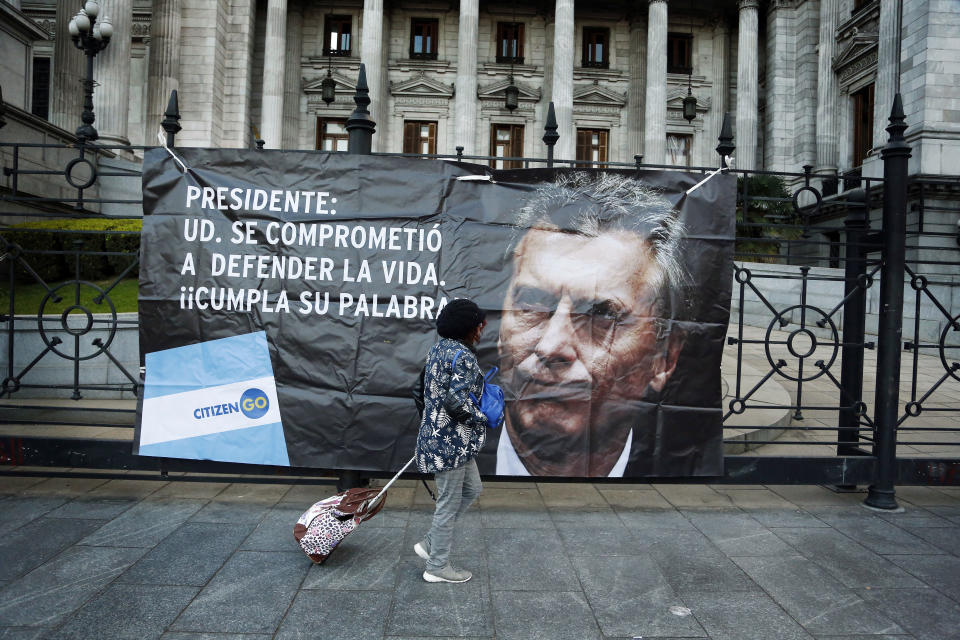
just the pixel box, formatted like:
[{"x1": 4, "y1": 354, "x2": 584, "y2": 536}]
[
  {"x1": 627, "y1": 13, "x2": 646, "y2": 159},
  {"x1": 51, "y1": 2, "x2": 85, "y2": 132},
  {"x1": 764, "y1": 2, "x2": 794, "y2": 173},
  {"x1": 644, "y1": 0, "x2": 668, "y2": 164},
  {"x1": 282, "y1": 1, "x2": 303, "y2": 149},
  {"x1": 735, "y1": 0, "x2": 759, "y2": 170},
  {"x1": 94, "y1": 0, "x2": 133, "y2": 145},
  {"x1": 260, "y1": 0, "x2": 287, "y2": 149},
  {"x1": 145, "y1": 0, "x2": 181, "y2": 141},
  {"x1": 551, "y1": 0, "x2": 575, "y2": 160},
  {"x1": 454, "y1": 0, "x2": 479, "y2": 153},
  {"x1": 873, "y1": 0, "x2": 898, "y2": 151},
  {"x1": 711, "y1": 16, "x2": 729, "y2": 140},
  {"x1": 815, "y1": 0, "x2": 839, "y2": 175},
  {"x1": 361, "y1": 0, "x2": 384, "y2": 151}
]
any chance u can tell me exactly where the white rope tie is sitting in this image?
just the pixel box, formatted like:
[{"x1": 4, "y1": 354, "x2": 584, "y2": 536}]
[
  {"x1": 686, "y1": 155, "x2": 734, "y2": 195},
  {"x1": 157, "y1": 128, "x2": 189, "y2": 174}
]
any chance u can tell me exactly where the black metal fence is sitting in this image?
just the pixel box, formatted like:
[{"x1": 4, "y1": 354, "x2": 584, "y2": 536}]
[{"x1": 2, "y1": 68, "x2": 958, "y2": 503}]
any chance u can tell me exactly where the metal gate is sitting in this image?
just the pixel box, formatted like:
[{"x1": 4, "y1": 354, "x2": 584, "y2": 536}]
[{"x1": 2, "y1": 72, "x2": 958, "y2": 505}]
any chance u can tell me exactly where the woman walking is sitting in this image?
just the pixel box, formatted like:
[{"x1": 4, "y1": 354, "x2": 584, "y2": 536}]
[{"x1": 414, "y1": 299, "x2": 489, "y2": 583}]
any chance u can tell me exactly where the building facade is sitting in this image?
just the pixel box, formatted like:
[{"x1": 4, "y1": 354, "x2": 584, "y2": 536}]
[{"x1": 3, "y1": 0, "x2": 955, "y2": 182}]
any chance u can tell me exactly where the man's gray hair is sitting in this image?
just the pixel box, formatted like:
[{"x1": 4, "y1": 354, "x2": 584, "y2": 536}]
[{"x1": 511, "y1": 172, "x2": 686, "y2": 293}]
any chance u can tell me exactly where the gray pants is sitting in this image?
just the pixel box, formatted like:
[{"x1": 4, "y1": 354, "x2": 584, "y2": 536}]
[{"x1": 424, "y1": 458, "x2": 482, "y2": 571}]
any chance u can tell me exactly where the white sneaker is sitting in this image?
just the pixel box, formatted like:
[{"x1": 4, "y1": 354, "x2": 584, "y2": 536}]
[
  {"x1": 414, "y1": 540, "x2": 430, "y2": 561},
  {"x1": 423, "y1": 565, "x2": 472, "y2": 583}
]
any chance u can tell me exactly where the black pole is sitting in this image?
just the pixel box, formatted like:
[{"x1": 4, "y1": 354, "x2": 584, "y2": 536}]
[
  {"x1": 542, "y1": 101, "x2": 558, "y2": 168},
  {"x1": 865, "y1": 94, "x2": 911, "y2": 510},
  {"x1": 338, "y1": 64, "x2": 376, "y2": 492},
  {"x1": 837, "y1": 188, "x2": 868, "y2": 461},
  {"x1": 161, "y1": 90, "x2": 181, "y2": 149},
  {"x1": 346, "y1": 63, "x2": 375, "y2": 155},
  {"x1": 76, "y1": 53, "x2": 98, "y2": 142}
]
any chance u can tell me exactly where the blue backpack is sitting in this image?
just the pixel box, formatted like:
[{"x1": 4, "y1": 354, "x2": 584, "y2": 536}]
[{"x1": 452, "y1": 351, "x2": 504, "y2": 430}]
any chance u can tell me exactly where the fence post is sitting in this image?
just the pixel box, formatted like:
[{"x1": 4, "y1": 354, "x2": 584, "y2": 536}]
[
  {"x1": 716, "y1": 112, "x2": 735, "y2": 167},
  {"x1": 339, "y1": 65, "x2": 376, "y2": 492},
  {"x1": 161, "y1": 90, "x2": 181, "y2": 149},
  {"x1": 865, "y1": 94, "x2": 911, "y2": 510},
  {"x1": 542, "y1": 101, "x2": 558, "y2": 168},
  {"x1": 837, "y1": 189, "x2": 868, "y2": 462},
  {"x1": 346, "y1": 63, "x2": 376, "y2": 155}
]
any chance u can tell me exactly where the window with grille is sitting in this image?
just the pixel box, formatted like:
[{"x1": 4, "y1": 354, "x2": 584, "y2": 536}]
[
  {"x1": 667, "y1": 33, "x2": 693, "y2": 75},
  {"x1": 490, "y1": 124, "x2": 524, "y2": 169},
  {"x1": 316, "y1": 118, "x2": 349, "y2": 152},
  {"x1": 324, "y1": 15, "x2": 352, "y2": 56},
  {"x1": 403, "y1": 121, "x2": 438, "y2": 155},
  {"x1": 410, "y1": 19, "x2": 439, "y2": 59},
  {"x1": 582, "y1": 27, "x2": 609, "y2": 68},
  {"x1": 666, "y1": 133, "x2": 692, "y2": 166},
  {"x1": 576, "y1": 129, "x2": 609, "y2": 166},
  {"x1": 852, "y1": 84, "x2": 874, "y2": 167},
  {"x1": 496, "y1": 22, "x2": 524, "y2": 64}
]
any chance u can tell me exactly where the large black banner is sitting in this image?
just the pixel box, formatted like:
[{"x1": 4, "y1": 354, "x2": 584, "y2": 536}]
[{"x1": 137, "y1": 149, "x2": 735, "y2": 477}]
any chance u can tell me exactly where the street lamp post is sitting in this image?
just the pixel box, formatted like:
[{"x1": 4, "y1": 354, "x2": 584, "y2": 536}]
[{"x1": 69, "y1": 1, "x2": 112, "y2": 143}]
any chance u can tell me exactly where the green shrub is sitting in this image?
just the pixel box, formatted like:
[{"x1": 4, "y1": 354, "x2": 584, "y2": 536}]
[
  {"x1": 735, "y1": 176, "x2": 802, "y2": 263},
  {"x1": 0, "y1": 218, "x2": 141, "y2": 284}
]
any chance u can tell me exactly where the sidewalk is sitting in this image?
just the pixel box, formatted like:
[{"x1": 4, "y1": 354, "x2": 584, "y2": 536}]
[{"x1": 1, "y1": 473, "x2": 959, "y2": 639}]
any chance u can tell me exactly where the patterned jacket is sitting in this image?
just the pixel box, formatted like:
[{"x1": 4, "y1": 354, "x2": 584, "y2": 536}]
[{"x1": 415, "y1": 337, "x2": 488, "y2": 473}]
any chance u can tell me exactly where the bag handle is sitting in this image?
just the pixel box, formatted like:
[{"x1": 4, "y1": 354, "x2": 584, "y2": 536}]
[
  {"x1": 484, "y1": 366, "x2": 498, "y2": 382},
  {"x1": 365, "y1": 455, "x2": 416, "y2": 512}
]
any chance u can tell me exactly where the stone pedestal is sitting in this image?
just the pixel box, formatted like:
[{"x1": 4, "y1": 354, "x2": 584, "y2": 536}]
[
  {"x1": 644, "y1": 0, "x2": 668, "y2": 164},
  {"x1": 736, "y1": 0, "x2": 759, "y2": 170}
]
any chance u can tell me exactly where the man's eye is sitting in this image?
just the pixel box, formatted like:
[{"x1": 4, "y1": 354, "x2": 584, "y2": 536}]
[{"x1": 586, "y1": 302, "x2": 625, "y2": 323}]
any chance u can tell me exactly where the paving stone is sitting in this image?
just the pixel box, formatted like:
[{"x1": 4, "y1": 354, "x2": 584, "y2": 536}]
[
  {"x1": 0, "y1": 498, "x2": 69, "y2": 535},
  {"x1": 0, "y1": 517, "x2": 105, "y2": 581},
  {"x1": 301, "y1": 526, "x2": 403, "y2": 590},
  {"x1": 47, "y1": 498, "x2": 137, "y2": 520},
  {"x1": 491, "y1": 590, "x2": 601, "y2": 640},
  {"x1": 483, "y1": 526, "x2": 565, "y2": 556},
  {"x1": 885, "y1": 554, "x2": 960, "y2": 602},
  {"x1": 895, "y1": 485, "x2": 960, "y2": 506},
  {"x1": 0, "y1": 477, "x2": 46, "y2": 494},
  {"x1": 876, "y1": 509, "x2": 955, "y2": 529},
  {"x1": 571, "y1": 555, "x2": 707, "y2": 638},
  {"x1": 768, "y1": 485, "x2": 868, "y2": 506},
  {"x1": 772, "y1": 528, "x2": 927, "y2": 589},
  {"x1": 653, "y1": 485, "x2": 733, "y2": 508},
  {"x1": 557, "y1": 524, "x2": 646, "y2": 556},
  {"x1": 487, "y1": 546, "x2": 581, "y2": 591},
  {"x1": 901, "y1": 525, "x2": 960, "y2": 555},
  {"x1": 549, "y1": 509, "x2": 622, "y2": 528},
  {"x1": 116, "y1": 522, "x2": 254, "y2": 586},
  {"x1": 274, "y1": 589, "x2": 391, "y2": 639},
  {"x1": 45, "y1": 583, "x2": 197, "y2": 640},
  {"x1": 386, "y1": 558, "x2": 492, "y2": 637},
  {"x1": 598, "y1": 488, "x2": 674, "y2": 509},
  {"x1": 805, "y1": 507, "x2": 944, "y2": 555},
  {"x1": 715, "y1": 489, "x2": 800, "y2": 509},
  {"x1": 404, "y1": 515, "x2": 482, "y2": 557},
  {"x1": 149, "y1": 482, "x2": 229, "y2": 500},
  {"x1": 161, "y1": 634, "x2": 271, "y2": 640},
  {"x1": 648, "y1": 529, "x2": 759, "y2": 595},
  {"x1": 79, "y1": 499, "x2": 207, "y2": 547},
  {"x1": 480, "y1": 508, "x2": 556, "y2": 529},
  {"x1": 188, "y1": 500, "x2": 271, "y2": 524},
  {"x1": 860, "y1": 588, "x2": 960, "y2": 640},
  {"x1": 683, "y1": 590, "x2": 815, "y2": 640},
  {"x1": 743, "y1": 509, "x2": 830, "y2": 529},
  {"x1": 0, "y1": 627, "x2": 47, "y2": 639},
  {"x1": 84, "y1": 480, "x2": 165, "y2": 499},
  {"x1": 685, "y1": 511, "x2": 797, "y2": 557},
  {"x1": 214, "y1": 483, "x2": 289, "y2": 504},
  {"x1": 19, "y1": 478, "x2": 107, "y2": 497},
  {"x1": 0, "y1": 545, "x2": 147, "y2": 627},
  {"x1": 477, "y1": 488, "x2": 545, "y2": 510},
  {"x1": 537, "y1": 483, "x2": 605, "y2": 508},
  {"x1": 278, "y1": 483, "x2": 338, "y2": 505},
  {"x1": 239, "y1": 504, "x2": 303, "y2": 551},
  {"x1": 170, "y1": 551, "x2": 307, "y2": 634},
  {"x1": 733, "y1": 555, "x2": 904, "y2": 635},
  {"x1": 615, "y1": 509, "x2": 695, "y2": 532}
]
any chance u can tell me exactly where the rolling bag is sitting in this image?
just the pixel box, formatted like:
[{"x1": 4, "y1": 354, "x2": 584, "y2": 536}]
[{"x1": 293, "y1": 456, "x2": 415, "y2": 564}]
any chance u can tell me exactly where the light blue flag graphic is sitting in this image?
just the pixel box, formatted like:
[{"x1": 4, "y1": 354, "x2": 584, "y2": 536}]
[{"x1": 138, "y1": 331, "x2": 290, "y2": 466}]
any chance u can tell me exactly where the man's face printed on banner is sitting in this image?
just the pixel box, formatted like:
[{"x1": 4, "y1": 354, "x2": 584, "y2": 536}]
[{"x1": 498, "y1": 225, "x2": 681, "y2": 477}]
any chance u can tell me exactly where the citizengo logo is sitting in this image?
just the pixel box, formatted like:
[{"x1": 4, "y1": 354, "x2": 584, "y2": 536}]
[{"x1": 240, "y1": 387, "x2": 270, "y2": 419}]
